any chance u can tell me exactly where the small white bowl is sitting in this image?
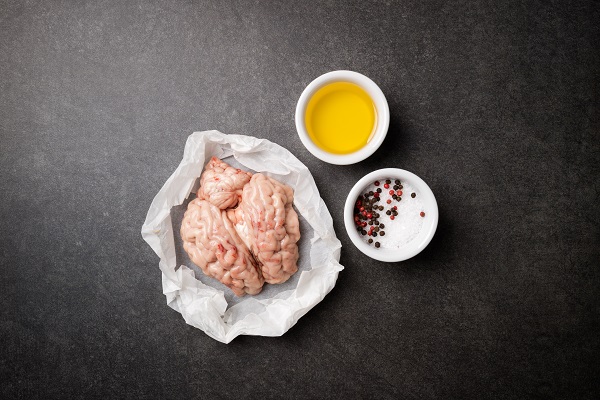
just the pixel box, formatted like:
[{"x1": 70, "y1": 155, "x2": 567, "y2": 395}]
[
  {"x1": 344, "y1": 168, "x2": 439, "y2": 262},
  {"x1": 295, "y1": 70, "x2": 390, "y2": 165}
]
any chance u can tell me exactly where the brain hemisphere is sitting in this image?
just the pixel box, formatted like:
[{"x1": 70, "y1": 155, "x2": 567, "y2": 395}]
[
  {"x1": 180, "y1": 198, "x2": 264, "y2": 296},
  {"x1": 182, "y1": 157, "x2": 302, "y2": 296},
  {"x1": 233, "y1": 174, "x2": 300, "y2": 284},
  {"x1": 198, "y1": 156, "x2": 252, "y2": 209}
]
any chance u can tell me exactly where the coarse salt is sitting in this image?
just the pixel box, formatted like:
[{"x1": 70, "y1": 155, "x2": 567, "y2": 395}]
[{"x1": 360, "y1": 181, "x2": 424, "y2": 249}]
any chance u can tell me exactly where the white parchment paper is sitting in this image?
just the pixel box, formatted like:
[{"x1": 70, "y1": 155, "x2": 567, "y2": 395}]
[{"x1": 141, "y1": 130, "x2": 343, "y2": 343}]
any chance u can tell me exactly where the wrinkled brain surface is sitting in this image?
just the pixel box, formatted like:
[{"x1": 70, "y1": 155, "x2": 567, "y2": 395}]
[
  {"x1": 181, "y1": 198, "x2": 264, "y2": 296},
  {"x1": 180, "y1": 157, "x2": 301, "y2": 296},
  {"x1": 198, "y1": 156, "x2": 252, "y2": 209},
  {"x1": 230, "y1": 174, "x2": 300, "y2": 284}
]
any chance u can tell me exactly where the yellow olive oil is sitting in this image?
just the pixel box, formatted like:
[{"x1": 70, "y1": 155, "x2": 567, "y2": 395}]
[{"x1": 305, "y1": 82, "x2": 377, "y2": 154}]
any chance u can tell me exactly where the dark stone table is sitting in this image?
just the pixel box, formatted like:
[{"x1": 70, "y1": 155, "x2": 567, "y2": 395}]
[{"x1": 1, "y1": 1, "x2": 598, "y2": 398}]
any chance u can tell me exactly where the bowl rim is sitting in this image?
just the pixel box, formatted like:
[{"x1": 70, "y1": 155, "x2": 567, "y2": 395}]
[
  {"x1": 295, "y1": 70, "x2": 390, "y2": 165},
  {"x1": 344, "y1": 168, "x2": 439, "y2": 262}
]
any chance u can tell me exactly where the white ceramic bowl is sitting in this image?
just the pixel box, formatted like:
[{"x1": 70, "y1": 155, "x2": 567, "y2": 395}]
[
  {"x1": 344, "y1": 168, "x2": 439, "y2": 262},
  {"x1": 295, "y1": 70, "x2": 390, "y2": 165}
]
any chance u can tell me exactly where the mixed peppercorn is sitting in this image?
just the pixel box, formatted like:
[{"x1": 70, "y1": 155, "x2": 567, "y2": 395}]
[{"x1": 354, "y1": 178, "x2": 425, "y2": 248}]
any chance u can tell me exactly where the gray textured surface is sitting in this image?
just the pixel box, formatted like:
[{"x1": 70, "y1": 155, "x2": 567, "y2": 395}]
[{"x1": 1, "y1": 0, "x2": 599, "y2": 399}]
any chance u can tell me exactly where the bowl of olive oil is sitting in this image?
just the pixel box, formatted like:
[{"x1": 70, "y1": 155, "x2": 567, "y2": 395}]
[{"x1": 295, "y1": 70, "x2": 389, "y2": 165}]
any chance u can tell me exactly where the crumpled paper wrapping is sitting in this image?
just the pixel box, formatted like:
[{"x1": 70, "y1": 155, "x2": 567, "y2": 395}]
[{"x1": 141, "y1": 130, "x2": 343, "y2": 343}]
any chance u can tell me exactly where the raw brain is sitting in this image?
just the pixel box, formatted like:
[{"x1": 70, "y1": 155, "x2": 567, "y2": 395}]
[
  {"x1": 198, "y1": 156, "x2": 252, "y2": 209},
  {"x1": 180, "y1": 157, "x2": 300, "y2": 296},
  {"x1": 181, "y1": 198, "x2": 263, "y2": 296},
  {"x1": 229, "y1": 174, "x2": 300, "y2": 284}
]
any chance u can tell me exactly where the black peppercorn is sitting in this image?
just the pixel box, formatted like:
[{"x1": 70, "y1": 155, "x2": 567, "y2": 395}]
[
  {"x1": 380, "y1": 231, "x2": 385, "y2": 236},
  {"x1": 375, "y1": 242, "x2": 381, "y2": 248},
  {"x1": 411, "y1": 192, "x2": 416, "y2": 198},
  {"x1": 380, "y1": 224, "x2": 385, "y2": 229}
]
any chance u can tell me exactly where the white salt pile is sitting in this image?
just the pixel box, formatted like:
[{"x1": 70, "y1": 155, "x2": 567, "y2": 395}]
[{"x1": 353, "y1": 179, "x2": 425, "y2": 249}]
